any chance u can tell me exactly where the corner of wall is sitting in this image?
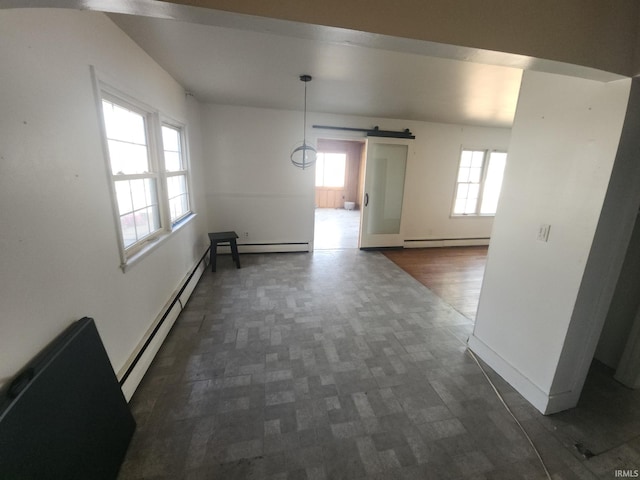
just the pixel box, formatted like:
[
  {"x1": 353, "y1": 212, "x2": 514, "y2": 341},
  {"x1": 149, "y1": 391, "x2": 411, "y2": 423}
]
[{"x1": 467, "y1": 335, "x2": 551, "y2": 414}]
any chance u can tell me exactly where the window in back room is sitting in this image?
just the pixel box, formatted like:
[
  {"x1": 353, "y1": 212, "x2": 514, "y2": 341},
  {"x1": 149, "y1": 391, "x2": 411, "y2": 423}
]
[{"x1": 316, "y1": 152, "x2": 346, "y2": 188}]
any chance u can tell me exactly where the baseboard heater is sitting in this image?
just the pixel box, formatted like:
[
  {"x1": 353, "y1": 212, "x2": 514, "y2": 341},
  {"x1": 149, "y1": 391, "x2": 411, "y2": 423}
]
[
  {"x1": 404, "y1": 237, "x2": 490, "y2": 248},
  {"x1": 118, "y1": 247, "x2": 209, "y2": 400},
  {"x1": 220, "y1": 242, "x2": 310, "y2": 253},
  {"x1": 0, "y1": 317, "x2": 136, "y2": 479}
]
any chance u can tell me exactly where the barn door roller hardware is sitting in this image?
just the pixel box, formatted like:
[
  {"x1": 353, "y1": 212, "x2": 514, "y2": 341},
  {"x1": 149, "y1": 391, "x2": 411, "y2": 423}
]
[{"x1": 312, "y1": 125, "x2": 415, "y2": 139}]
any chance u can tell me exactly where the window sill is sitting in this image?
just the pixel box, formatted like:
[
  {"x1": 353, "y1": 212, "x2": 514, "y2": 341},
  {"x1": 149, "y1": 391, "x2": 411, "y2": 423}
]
[{"x1": 120, "y1": 213, "x2": 197, "y2": 273}]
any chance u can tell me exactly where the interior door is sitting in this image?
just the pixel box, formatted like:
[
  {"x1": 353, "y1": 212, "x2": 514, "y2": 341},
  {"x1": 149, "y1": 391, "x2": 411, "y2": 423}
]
[{"x1": 359, "y1": 137, "x2": 410, "y2": 248}]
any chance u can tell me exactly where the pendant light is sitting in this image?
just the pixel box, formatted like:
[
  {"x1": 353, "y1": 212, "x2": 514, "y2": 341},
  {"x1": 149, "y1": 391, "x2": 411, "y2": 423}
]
[{"x1": 290, "y1": 74, "x2": 317, "y2": 169}]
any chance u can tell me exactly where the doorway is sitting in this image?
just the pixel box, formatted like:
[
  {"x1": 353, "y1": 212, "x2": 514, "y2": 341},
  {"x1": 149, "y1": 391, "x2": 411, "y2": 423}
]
[
  {"x1": 359, "y1": 137, "x2": 411, "y2": 249},
  {"x1": 313, "y1": 139, "x2": 364, "y2": 250}
]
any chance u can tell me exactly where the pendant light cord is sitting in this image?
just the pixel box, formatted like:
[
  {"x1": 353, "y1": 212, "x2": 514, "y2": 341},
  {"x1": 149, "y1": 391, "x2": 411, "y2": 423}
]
[
  {"x1": 303, "y1": 80, "x2": 308, "y2": 148},
  {"x1": 290, "y1": 74, "x2": 316, "y2": 169}
]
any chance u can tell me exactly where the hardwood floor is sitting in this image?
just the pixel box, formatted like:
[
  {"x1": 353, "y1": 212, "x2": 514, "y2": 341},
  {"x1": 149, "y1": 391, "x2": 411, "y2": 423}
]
[{"x1": 383, "y1": 246, "x2": 489, "y2": 321}]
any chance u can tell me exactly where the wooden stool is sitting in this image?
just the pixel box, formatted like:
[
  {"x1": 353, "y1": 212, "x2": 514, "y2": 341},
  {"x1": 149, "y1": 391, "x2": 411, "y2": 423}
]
[{"x1": 208, "y1": 231, "x2": 241, "y2": 272}]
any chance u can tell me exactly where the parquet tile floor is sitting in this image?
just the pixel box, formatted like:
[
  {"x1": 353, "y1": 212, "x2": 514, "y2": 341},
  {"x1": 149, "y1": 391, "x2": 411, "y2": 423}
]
[{"x1": 118, "y1": 249, "x2": 640, "y2": 479}]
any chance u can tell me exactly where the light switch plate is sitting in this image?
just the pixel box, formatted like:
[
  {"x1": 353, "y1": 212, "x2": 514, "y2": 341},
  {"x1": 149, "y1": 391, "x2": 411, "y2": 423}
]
[{"x1": 537, "y1": 224, "x2": 551, "y2": 242}]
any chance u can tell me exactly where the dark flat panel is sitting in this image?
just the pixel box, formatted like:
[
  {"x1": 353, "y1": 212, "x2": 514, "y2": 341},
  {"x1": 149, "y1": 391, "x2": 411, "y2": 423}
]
[{"x1": 0, "y1": 317, "x2": 135, "y2": 480}]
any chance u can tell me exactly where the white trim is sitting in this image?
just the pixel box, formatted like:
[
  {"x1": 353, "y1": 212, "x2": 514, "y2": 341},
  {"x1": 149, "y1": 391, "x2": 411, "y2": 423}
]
[
  {"x1": 467, "y1": 334, "x2": 553, "y2": 414},
  {"x1": 98, "y1": 82, "x2": 164, "y2": 261},
  {"x1": 160, "y1": 117, "x2": 194, "y2": 225},
  {"x1": 91, "y1": 66, "x2": 128, "y2": 264},
  {"x1": 468, "y1": 335, "x2": 581, "y2": 414},
  {"x1": 120, "y1": 213, "x2": 197, "y2": 273},
  {"x1": 90, "y1": 65, "x2": 196, "y2": 272},
  {"x1": 450, "y1": 147, "x2": 507, "y2": 217},
  {"x1": 545, "y1": 389, "x2": 582, "y2": 415}
]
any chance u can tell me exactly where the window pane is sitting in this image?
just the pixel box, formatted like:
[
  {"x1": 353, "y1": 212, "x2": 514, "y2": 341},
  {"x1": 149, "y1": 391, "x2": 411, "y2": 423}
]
[
  {"x1": 104, "y1": 101, "x2": 145, "y2": 145},
  {"x1": 170, "y1": 195, "x2": 189, "y2": 222},
  {"x1": 130, "y1": 179, "x2": 148, "y2": 210},
  {"x1": 471, "y1": 150, "x2": 485, "y2": 168},
  {"x1": 316, "y1": 152, "x2": 346, "y2": 187},
  {"x1": 145, "y1": 205, "x2": 160, "y2": 233},
  {"x1": 120, "y1": 213, "x2": 136, "y2": 248},
  {"x1": 463, "y1": 198, "x2": 477, "y2": 214},
  {"x1": 457, "y1": 167, "x2": 470, "y2": 183},
  {"x1": 144, "y1": 178, "x2": 155, "y2": 205},
  {"x1": 162, "y1": 126, "x2": 180, "y2": 151},
  {"x1": 167, "y1": 174, "x2": 189, "y2": 222},
  {"x1": 167, "y1": 175, "x2": 183, "y2": 198},
  {"x1": 456, "y1": 184, "x2": 469, "y2": 199},
  {"x1": 324, "y1": 154, "x2": 346, "y2": 187},
  {"x1": 480, "y1": 152, "x2": 507, "y2": 214},
  {"x1": 460, "y1": 150, "x2": 472, "y2": 167},
  {"x1": 469, "y1": 167, "x2": 482, "y2": 183},
  {"x1": 180, "y1": 195, "x2": 189, "y2": 216},
  {"x1": 135, "y1": 209, "x2": 151, "y2": 239},
  {"x1": 102, "y1": 99, "x2": 150, "y2": 175},
  {"x1": 315, "y1": 154, "x2": 325, "y2": 187},
  {"x1": 164, "y1": 152, "x2": 181, "y2": 172},
  {"x1": 453, "y1": 149, "x2": 490, "y2": 215},
  {"x1": 114, "y1": 180, "x2": 133, "y2": 215},
  {"x1": 107, "y1": 140, "x2": 149, "y2": 175},
  {"x1": 117, "y1": 178, "x2": 160, "y2": 245},
  {"x1": 162, "y1": 125, "x2": 183, "y2": 172},
  {"x1": 115, "y1": 178, "x2": 160, "y2": 244}
]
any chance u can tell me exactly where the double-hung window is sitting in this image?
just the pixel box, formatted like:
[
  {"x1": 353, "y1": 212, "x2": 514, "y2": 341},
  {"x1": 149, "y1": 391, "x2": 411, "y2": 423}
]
[
  {"x1": 162, "y1": 124, "x2": 190, "y2": 224},
  {"x1": 452, "y1": 149, "x2": 507, "y2": 216},
  {"x1": 102, "y1": 96, "x2": 162, "y2": 250},
  {"x1": 99, "y1": 90, "x2": 192, "y2": 268}
]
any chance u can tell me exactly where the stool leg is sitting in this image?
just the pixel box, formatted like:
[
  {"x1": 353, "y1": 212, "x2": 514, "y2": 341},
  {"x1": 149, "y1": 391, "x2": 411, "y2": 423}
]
[
  {"x1": 230, "y1": 239, "x2": 240, "y2": 269},
  {"x1": 211, "y1": 241, "x2": 217, "y2": 272}
]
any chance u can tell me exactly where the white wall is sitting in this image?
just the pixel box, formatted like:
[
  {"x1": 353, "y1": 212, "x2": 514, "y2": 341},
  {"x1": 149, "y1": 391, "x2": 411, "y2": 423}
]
[
  {"x1": 595, "y1": 213, "x2": 640, "y2": 369},
  {"x1": 0, "y1": 9, "x2": 208, "y2": 388},
  {"x1": 469, "y1": 70, "x2": 632, "y2": 414},
  {"x1": 396, "y1": 120, "x2": 511, "y2": 244},
  {"x1": 202, "y1": 105, "x2": 510, "y2": 248},
  {"x1": 552, "y1": 77, "x2": 640, "y2": 399},
  {"x1": 202, "y1": 104, "x2": 316, "y2": 248}
]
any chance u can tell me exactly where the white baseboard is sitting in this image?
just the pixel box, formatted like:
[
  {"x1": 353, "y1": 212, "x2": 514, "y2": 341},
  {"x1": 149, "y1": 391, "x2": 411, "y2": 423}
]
[
  {"x1": 467, "y1": 334, "x2": 555, "y2": 414},
  {"x1": 404, "y1": 238, "x2": 490, "y2": 248},
  {"x1": 468, "y1": 335, "x2": 581, "y2": 414},
  {"x1": 545, "y1": 389, "x2": 582, "y2": 414},
  {"x1": 119, "y1": 257, "x2": 206, "y2": 402}
]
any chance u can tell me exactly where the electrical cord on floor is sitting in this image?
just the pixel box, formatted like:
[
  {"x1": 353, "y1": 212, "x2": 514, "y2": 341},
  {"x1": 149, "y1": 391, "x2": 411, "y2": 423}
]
[{"x1": 466, "y1": 347, "x2": 553, "y2": 480}]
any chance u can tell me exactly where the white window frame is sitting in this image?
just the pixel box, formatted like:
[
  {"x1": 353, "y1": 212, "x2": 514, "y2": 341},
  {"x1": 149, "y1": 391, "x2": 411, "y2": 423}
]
[
  {"x1": 451, "y1": 148, "x2": 507, "y2": 217},
  {"x1": 94, "y1": 73, "x2": 195, "y2": 271},
  {"x1": 160, "y1": 120, "x2": 192, "y2": 226}
]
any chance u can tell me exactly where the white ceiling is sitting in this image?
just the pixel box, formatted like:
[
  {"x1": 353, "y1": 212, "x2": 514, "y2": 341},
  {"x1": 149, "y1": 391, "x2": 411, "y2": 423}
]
[{"x1": 109, "y1": 11, "x2": 524, "y2": 128}]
